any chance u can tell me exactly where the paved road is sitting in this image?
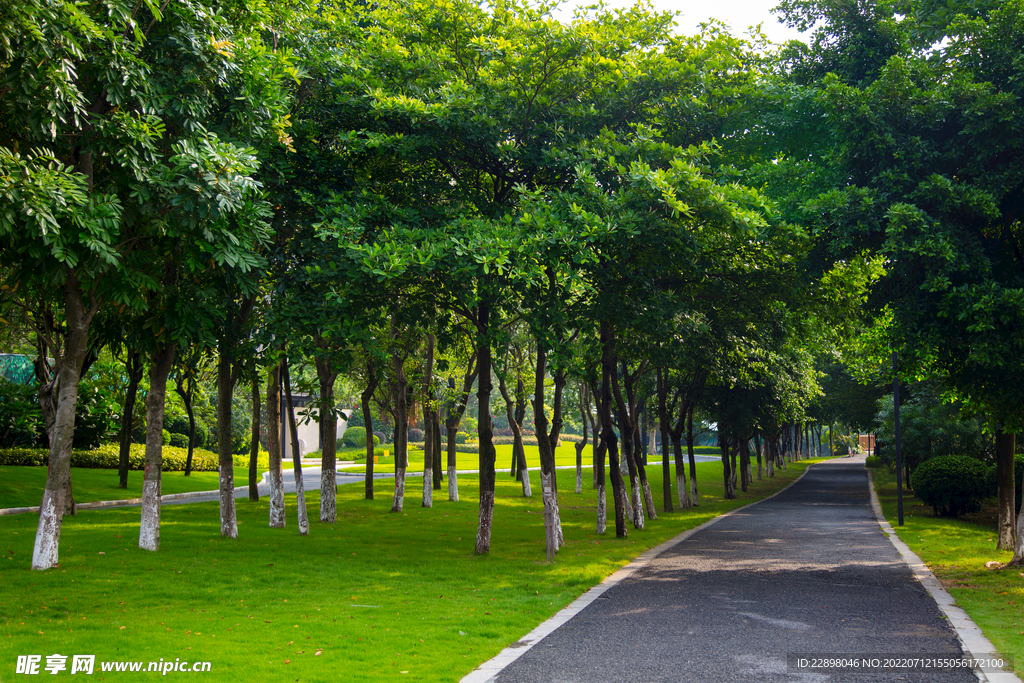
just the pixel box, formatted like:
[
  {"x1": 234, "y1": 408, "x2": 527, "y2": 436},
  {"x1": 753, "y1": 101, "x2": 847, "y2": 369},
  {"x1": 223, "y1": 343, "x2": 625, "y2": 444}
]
[{"x1": 490, "y1": 458, "x2": 976, "y2": 683}]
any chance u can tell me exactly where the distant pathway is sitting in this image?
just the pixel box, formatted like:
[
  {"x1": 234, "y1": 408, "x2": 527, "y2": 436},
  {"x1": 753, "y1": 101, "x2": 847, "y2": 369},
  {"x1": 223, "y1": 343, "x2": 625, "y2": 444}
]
[{"x1": 473, "y1": 458, "x2": 984, "y2": 683}]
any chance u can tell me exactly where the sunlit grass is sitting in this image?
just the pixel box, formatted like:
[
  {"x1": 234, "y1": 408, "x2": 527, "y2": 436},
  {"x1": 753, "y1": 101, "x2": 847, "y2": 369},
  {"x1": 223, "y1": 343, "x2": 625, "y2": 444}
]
[
  {"x1": 870, "y1": 466, "x2": 1023, "y2": 669},
  {"x1": 1, "y1": 458, "x2": 822, "y2": 682}
]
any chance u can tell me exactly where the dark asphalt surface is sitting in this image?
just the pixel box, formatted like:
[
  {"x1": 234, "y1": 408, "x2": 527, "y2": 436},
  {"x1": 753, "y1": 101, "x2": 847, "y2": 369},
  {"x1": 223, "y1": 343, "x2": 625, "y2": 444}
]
[{"x1": 492, "y1": 458, "x2": 975, "y2": 683}]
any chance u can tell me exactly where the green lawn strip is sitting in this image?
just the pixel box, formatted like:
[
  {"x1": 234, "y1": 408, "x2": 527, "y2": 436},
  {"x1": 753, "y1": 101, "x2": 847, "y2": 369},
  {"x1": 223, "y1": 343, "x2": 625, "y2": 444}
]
[
  {"x1": 337, "y1": 443, "x2": 699, "y2": 474},
  {"x1": 0, "y1": 464, "x2": 284, "y2": 510},
  {"x1": 869, "y1": 466, "x2": 1024, "y2": 668},
  {"x1": 0, "y1": 458, "x2": 822, "y2": 682}
]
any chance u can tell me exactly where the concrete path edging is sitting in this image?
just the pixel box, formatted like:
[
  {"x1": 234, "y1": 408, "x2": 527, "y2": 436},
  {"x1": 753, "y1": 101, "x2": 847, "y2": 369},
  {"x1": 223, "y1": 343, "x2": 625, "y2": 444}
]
[
  {"x1": 866, "y1": 468, "x2": 1021, "y2": 683},
  {"x1": 460, "y1": 462, "x2": 816, "y2": 683}
]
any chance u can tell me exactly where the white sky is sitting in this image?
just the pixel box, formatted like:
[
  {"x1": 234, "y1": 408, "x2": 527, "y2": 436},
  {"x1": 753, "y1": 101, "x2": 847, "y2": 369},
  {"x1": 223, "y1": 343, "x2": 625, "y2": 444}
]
[{"x1": 554, "y1": 0, "x2": 809, "y2": 45}]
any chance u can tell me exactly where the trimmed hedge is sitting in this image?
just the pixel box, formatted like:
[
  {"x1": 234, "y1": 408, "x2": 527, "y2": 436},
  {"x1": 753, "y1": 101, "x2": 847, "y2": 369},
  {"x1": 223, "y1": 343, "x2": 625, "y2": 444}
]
[
  {"x1": 0, "y1": 444, "x2": 221, "y2": 472},
  {"x1": 864, "y1": 455, "x2": 882, "y2": 468},
  {"x1": 912, "y1": 455, "x2": 989, "y2": 518}
]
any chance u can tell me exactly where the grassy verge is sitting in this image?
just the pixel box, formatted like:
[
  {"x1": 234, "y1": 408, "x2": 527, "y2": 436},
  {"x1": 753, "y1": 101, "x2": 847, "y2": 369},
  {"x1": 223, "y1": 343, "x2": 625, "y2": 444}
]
[
  {"x1": 1, "y1": 458, "x2": 824, "y2": 682},
  {"x1": 869, "y1": 465, "x2": 1024, "y2": 667},
  {"x1": 337, "y1": 442, "x2": 714, "y2": 474},
  {"x1": 0, "y1": 465, "x2": 279, "y2": 510}
]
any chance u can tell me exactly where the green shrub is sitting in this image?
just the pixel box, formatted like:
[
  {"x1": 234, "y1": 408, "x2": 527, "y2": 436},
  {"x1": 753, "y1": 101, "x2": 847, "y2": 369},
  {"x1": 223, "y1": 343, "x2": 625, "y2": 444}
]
[
  {"x1": 0, "y1": 444, "x2": 221, "y2": 472},
  {"x1": 408, "y1": 428, "x2": 424, "y2": 442},
  {"x1": 864, "y1": 455, "x2": 882, "y2": 468},
  {"x1": 911, "y1": 455, "x2": 989, "y2": 517},
  {"x1": 169, "y1": 432, "x2": 188, "y2": 448},
  {"x1": 162, "y1": 429, "x2": 171, "y2": 446},
  {"x1": 455, "y1": 432, "x2": 470, "y2": 444},
  {"x1": 342, "y1": 426, "x2": 366, "y2": 448}
]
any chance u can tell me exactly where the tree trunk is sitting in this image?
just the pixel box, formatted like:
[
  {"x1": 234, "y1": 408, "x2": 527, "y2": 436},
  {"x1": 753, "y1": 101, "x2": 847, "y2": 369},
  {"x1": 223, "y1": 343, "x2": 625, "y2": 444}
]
[
  {"x1": 32, "y1": 273, "x2": 93, "y2": 570},
  {"x1": 498, "y1": 372, "x2": 531, "y2": 497},
  {"x1": 267, "y1": 362, "x2": 285, "y2": 528},
  {"x1": 282, "y1": 357, "x2": 309, "y2": 535},
  {"x1": 475, "y1": 301, "x2": 496, "y2": 555},
  {"x1": 361, "y1": 360, "x2": 379, "y2": 501},
  {"x1": 686, "y1": 403, "x2": 699, "y2": 505},
  {"x1": 575, "y1": 382, "x2": 588, "y2": 495},
  {"x1": 316, "y1": 352, "x2": 340, "y2": 523},
  {"x1": 997, "y1": 427, "x2": 1015, "y2": 550},
  {"x1": 754, "y1": 431, "x2": 763, "y2": 480},
  {"x1": 391, "y1": 348, "x2": 408, "y2": 513},
  {"x1": 740, "y1": 436, "x2": 751, "y2": 492},
  {"x1": 216, "y1": 346, "x2": 238, "y2": 539},
  {"x1": 599, "y1": 321, "x2": 627, "y2": 538},
  {"x1": 248, "y1": 375, "x2": 260, "y2": 501},
  {"x1": 533, "y1": 344, "x2": 565, "y2": 549},
  {"x1": 445, "y1": 351, "x2": 478, "y2": 504},
  {"x1": 720, "y1": 419, "x2": 736, "y2": 500},
  {"x1": 432, "y1": 411, "x2": 443, "y2": 489},
  {"x1": 611, "y1": 363, "x2": 642, "y2": 529},
  {"x1": 139, "y1": 341, "x2": 176, "y2": 552},
  {"x1": 181, "y1": 383, "x2": 196, "y2": 477},
  {"x1": 657, "y1": 368, "x2": 672, "y2": 513},
  {"x1": 119, "y1": 350, "x2": 143, "y2": 487},
  {"x1": 422, "y1": 334, "x2": 436, "y2": 509}
]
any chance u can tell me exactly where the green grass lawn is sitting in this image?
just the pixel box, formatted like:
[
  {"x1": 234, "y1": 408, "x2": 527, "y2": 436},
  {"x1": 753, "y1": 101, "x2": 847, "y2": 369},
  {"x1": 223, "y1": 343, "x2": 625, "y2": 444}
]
[
  {"x1": 0, "y1": 458, "x2": 824, "y2": 682},
  {"x1": 869, "y1": 465, "x2": 1023, "y2": 668},
  {"x1": 337, "y1": 442, "x2": 717, "y2": 474},
  {"x1": 0, "y1": 465, "x2": 278, "y2": 510}
]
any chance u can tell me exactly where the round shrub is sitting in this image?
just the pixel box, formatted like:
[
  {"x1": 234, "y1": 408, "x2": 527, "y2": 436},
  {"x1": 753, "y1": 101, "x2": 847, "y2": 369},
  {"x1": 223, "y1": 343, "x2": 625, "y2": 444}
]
[
  {"x1": 912, "y1": 455, "x2": 989, "y2": 518},
  {"x1": 169, "y1": 432, "x2": 189, "y2": 448},
  {"x1": 864, "y1": 455, "x2": 882, "y2": 468},
  {"x1": 373, "y1": 431, "x2": 386, "y2": 445},
  {"x1": 408, "y1": 428, "x2": 424, "y2": 443},
  {"x1": 455, "y1": 431, "x2": 470, "y2": 444},
  {"x1": 342, "y1": 426, "x2": 367, "y2": 448}
]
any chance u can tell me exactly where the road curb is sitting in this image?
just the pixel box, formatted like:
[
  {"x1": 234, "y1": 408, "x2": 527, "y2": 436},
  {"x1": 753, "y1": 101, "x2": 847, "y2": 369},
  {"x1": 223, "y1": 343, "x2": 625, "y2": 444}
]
[
  {"x1": 460, "y1": 460, "x2": 818, "y2": 683},
  {"x1": 865, "y1": 468, "x2": 1020, "y2": 683}
]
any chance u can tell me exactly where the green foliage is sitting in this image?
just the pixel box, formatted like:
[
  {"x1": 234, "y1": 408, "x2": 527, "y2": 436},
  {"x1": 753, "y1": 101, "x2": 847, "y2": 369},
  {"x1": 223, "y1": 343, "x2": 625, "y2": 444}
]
[
  {"x1": 865, "y1": 455, "x2": 883, "y2": 467},
  {"x1": 0, "y1": 377, "x2": 43, "y2": 447},
  {"x1": 169, "y1": 432, "x2": 188, "y2": 448},
  {"x1": 0, "y1": 444, "x2": 219, "y2": 471},
  {"x1": 911, "y1": 455, "x2": 989, "y2": 517},
  {"x1": 340, "y1": 426, "x2": 378, "y2": 448}
]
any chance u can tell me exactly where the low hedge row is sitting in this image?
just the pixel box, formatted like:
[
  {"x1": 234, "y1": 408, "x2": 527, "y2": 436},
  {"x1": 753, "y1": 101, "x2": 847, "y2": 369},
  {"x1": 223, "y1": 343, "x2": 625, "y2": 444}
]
[{"x1": 0, "y1": 444, "x2": 222, "y2": 472}]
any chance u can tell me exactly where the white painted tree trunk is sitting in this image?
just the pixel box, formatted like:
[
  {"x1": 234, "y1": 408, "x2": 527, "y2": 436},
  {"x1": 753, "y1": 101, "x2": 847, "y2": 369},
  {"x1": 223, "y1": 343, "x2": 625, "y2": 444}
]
[
  {"x1": 631, "y1": 478, "x2": 645, "y2": 530},
  {"x1": 139, "y1": 478, "x2": 161, "y2": 551},
  {"x1": 266, "y1": 367, "x2": 285, "y2": 528},
  {"x1": 392, "y1": 468, "x2": 406, "y2": 512},
  {"x1": 422, "y1": 466, "x2": 432, "y2": 508},
  {"x1": 269, "y1": 468, "x2": 285, "y2": 528},
  {"x1": 596, "y1": 483, "x2": 606, "y2": 534},
  {"x1": 521, "y1": 467, "x2": 532, "y2": 497},
  {"x1": 32, "y1": 489, "x2": 64, "y2": 570},
  {"x1": 540, "y1": 471, "x2": 564, "y2": 549},
  {"x1": 676, "y1": 473, "x2": 691, "y2": 508},
  {"x1": 690, "y1": 478, "x2": 699, "y2": 506},
  {"x1": 622, "y1": 485, "x2": 635, "y2": 524},
  {"x1": 642, "y1": 479, "x2": 657, "y2": 520},
  {"x1": 575, "y1": 465, "x2": 582, "y2": 494},
  {"x1": 447, "y1": 465, "x2": 459, "y2": 502}
]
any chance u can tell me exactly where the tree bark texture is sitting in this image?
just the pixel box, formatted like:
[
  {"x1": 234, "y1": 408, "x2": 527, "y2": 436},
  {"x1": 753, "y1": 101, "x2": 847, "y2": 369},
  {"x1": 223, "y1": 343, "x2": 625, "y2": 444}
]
[
  {"x1": 139, "y1": 341, "x2": 176, "y2": 552},
  {"x1": 32, "y1": 273, "x2": 94, "y2": 570},
  {"x1": 599, "y1": 321, "x2": 627, "y2": 538},
  {"x1": 391, "y1": 348, "x2": 408, "y2": 513},
  {"x1": 216, "y1": 347, "x2": 238, "y2": 539},
  {"x1": 119, "y1": 349, "x2": 143, "y2": 488},
  {"x1": 266, "y1": 363, "x2": 285, "y2": 528},
  {"x1": 315, "y1": 350, "x2": 340, "y2": 523},
  {"x1": 532, "y1": 344, "x2": 565, "y2": 548},
  {"x1": 445, "y1": 351, "x2": 478, "y2": 504},
  {"x1": 997, "y1": 428, "x2": 1016, "y2": 551},
  {"x1": 686, "y1": 404, "x2": 699, "y2": 505},
  {"x1": 657, "y1": 368, "x2": 672, "y2": 513},
  {"x1": 475, "y1": 301, "x2": 496, "y2": 555},
  {"x1": 248, "y1": 375, "x2": 260, "y2": 501},
  {"x1": 422, "y1": 333, "x2": 436, "y2": 509},
  {"x1": 361, "y1": 360, "x2": 379, "y2": 501},
  {"x1": 283, "y1": 358, "x2": 309, "y2": 535}
]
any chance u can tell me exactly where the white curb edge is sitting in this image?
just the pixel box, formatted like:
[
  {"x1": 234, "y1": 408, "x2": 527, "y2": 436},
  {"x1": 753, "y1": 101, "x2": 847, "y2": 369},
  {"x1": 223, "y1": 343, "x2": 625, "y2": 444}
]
[
  {"x1": 460, "y1": 461, "x2": 817, "y2": 683},
  {"x1": 866, "y1": 468, "x2": 1020, "y2": 683}
]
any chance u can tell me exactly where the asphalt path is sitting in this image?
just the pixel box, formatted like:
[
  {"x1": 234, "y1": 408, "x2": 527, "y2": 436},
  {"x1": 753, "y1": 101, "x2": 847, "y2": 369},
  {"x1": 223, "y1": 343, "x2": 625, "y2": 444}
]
[{"x1": 488, "y1": 458, "x2": 977, "y2": 683}]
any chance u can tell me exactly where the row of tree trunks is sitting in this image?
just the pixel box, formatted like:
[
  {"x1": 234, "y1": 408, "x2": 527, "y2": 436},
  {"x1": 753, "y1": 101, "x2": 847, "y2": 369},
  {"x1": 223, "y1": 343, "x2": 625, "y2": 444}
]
[
  {"x1": 445, "y1": 351, "x2": 477, "y2": 504},
  {"x1": 599, "y1": 320, "x2": 628, "y2": 538},
  {"x1": 498, "y1": 372, "x2": 532, "y2": 498}
]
